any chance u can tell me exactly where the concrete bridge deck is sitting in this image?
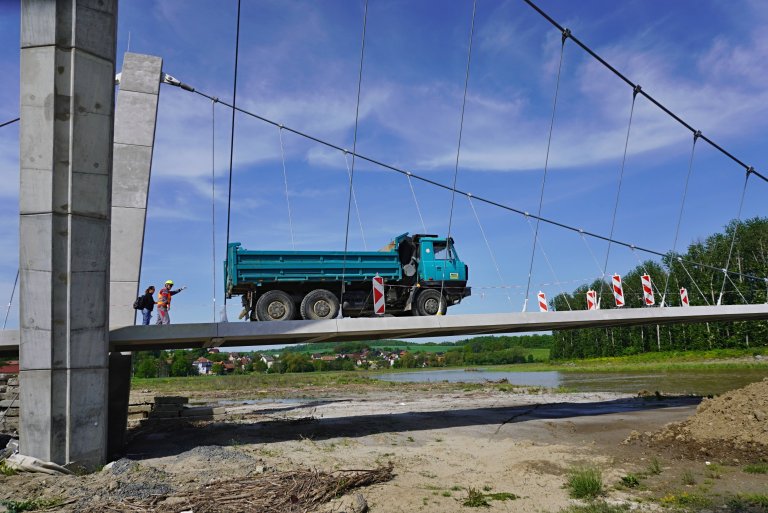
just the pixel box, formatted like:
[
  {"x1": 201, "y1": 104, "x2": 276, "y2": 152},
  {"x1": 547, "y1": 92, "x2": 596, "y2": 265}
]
[{"x1": 2, "y1": 304, "x2": 767, "y2": 356}]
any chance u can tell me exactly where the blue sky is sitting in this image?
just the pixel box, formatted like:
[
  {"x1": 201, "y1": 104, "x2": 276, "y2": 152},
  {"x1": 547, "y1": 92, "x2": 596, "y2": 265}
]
[{"x1": 1, "y1": 0, "x2": 767, "y2": 332}]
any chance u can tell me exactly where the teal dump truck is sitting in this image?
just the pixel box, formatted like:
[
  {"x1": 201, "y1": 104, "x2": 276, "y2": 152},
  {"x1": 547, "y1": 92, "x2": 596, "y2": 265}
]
[{"x1": 225, "y1": 233, "x2": 471, "y2": 321}]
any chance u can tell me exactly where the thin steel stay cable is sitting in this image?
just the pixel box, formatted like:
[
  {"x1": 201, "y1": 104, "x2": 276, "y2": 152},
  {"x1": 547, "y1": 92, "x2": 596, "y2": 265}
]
[
  {"x1": 343, "y1": 152, "x2": 368, "y2": 250},
  {"x1": 526, "y1": 217, "x2": 572, "y2": 310},
  {"x1": 0, "y1": 118, "x2": 19, "y2": 128},
  {"x1": 678, "y1": 258, "x2": 711, "y2": 306},
  {"x1": 340, "y1": 0, "x2": 369, "y2": 316},
  {"x1": 211, "y1": 98, "x2": 218, "y2": 322},
  {"x1": 224, "y1": 0, "x2": 242, "y2": 309},
  {"x1": 407, "y1": 172, "x2": 427, "y2": 234},
  {"x1": 2, "y1": 270, "x2": 18, "y2": 330},
  {"x1": 524, "y1": 28, "x2": 568, "y2": 312},
  {"x1": 717, "y1": 170, "x2": 751, "y2": 305},
  {"x1": 167, "y1": 82, "x2": 768, "y2": 286},
  {"x1": 661, "y1": 131, "x2": 700, "y2": 306},
  {"x1": 599, "y1": 87, "x2": 638, "y2": 307},
  {"x1": 520, "y1": 0, "x2": 768, "y2": 185},
  {"x1": 441, "y1": 0, "x2": 478, "y2": 312},
  {"x1": 278, "y1": 127, "x2": 296, "y2": 250},
  {"x1": 467, "y1": 195, "x2": 514, "y2": 308}
]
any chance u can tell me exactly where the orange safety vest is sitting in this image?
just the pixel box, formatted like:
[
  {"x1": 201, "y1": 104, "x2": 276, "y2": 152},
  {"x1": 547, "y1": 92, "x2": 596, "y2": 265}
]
[{"x1": 157, "y1": 287, "x2": 172, "y2": 308}]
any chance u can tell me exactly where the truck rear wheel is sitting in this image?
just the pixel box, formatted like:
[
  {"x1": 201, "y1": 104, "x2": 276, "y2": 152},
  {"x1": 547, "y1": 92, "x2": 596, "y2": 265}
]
[
  {"x1": 413, "y1": 289, "x2": 447, "y2": 316},
  {"x1": 255, "y1": 290, "x2": 296, "y2": 321},
  {"x1": 300, "y1": 289, "x2": 340, "y2": 320}
]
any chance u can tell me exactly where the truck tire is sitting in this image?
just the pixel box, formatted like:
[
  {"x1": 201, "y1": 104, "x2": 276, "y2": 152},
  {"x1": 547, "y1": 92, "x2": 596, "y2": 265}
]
[
  {"x1": 300, "y1": 289, "x2": 340, "y2": 320},
  {"x1": 255, "y1": 290, "x2": 296, "y2": 321},
  {"x1": 413, "y1": 289, "x2": 447, "y2": 316}
]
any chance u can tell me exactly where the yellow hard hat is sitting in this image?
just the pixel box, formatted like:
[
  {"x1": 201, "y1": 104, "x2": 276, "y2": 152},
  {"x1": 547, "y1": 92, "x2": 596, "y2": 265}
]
[{"x1": 165, "y1": 280, "x2": 174, "y2": 285}]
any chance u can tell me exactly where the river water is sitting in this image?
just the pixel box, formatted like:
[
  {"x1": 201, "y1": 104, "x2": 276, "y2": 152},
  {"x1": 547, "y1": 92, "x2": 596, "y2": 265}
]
[{"x1": 374, "y1": 367, "x2": 768, "y2": 396}]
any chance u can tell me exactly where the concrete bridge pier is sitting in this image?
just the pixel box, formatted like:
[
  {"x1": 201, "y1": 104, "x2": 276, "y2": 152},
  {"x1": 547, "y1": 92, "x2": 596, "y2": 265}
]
[
  {"x1": 107, "y1": 52, "x2": 163, "y2": 459},
  {"x1": 19, "y1": 0, "x2": 118, "y2": 468}
]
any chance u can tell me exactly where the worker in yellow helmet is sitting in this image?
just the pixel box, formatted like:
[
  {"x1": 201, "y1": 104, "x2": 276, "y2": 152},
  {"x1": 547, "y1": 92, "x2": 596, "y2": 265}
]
[{"x1": 156, "y1": 280, "x2": 186, "y2": 325}]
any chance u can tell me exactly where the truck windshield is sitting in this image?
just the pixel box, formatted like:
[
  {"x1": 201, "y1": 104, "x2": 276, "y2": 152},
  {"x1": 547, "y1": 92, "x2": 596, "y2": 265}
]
[{"x1": 433, "y1": 243, "x2": 454, "y2": 261}]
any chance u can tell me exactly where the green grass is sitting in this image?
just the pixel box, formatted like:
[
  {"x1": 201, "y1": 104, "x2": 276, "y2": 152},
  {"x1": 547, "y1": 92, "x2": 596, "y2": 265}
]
[
  {"x1": 646, "y1": 457, "x2": 662, "y2": 476},
  {"x1": 461, "y1": 487, "x2": 518, "y2": 507},
  {"x1": 0, "y1": 461, "x2": 18, "y2": 476},
  {"x1": 728, "y1": 494, "x2": 768, "y2": 509},
  {"x1": 619, "y1": 474, "x2": 640, "y2": 488},
  {"x1": 743, "y1": 462, "x2": 768, "y2": 474},
  {"x1": 0, "y1": 498, "x2": 62, "y2": 513},
  {"x1": 566, "y1": 466, "x2": 604, "y2": 499},
  {"x1": 681, "y1": 469, "x2": 696, "y2": 485}
]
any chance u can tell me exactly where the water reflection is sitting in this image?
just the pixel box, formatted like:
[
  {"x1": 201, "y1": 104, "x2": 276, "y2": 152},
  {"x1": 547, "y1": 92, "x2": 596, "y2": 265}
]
[{"x1": 374, "y1": 368, "x2": 768, "y2": 396}]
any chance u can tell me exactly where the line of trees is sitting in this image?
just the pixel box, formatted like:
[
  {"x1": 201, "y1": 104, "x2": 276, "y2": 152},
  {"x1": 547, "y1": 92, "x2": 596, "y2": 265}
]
[{"x1": 551, "y1": 217, "x2": 768, "y2": 359}]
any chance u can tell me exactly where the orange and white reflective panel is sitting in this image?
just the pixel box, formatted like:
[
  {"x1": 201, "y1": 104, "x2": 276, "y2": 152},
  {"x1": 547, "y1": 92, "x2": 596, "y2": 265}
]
[
  {"x1": 680, "y1": 287, "x2": 690, "y2": 307},
  {"x1": 537, "y1": 291, "x2": 548, "y2": 312},
  {"x1": 373, "y1": 275, "x2": 385, "y2": 315},
  {"x1": 586, "y1": 289, "x2": 597, "y2": 310},
  {"x1": 612, "y1": 274, "x2": 625, "y2": 307},
  {"x1": 641, "y1": 274, "x2": 655, "y2": 306}
]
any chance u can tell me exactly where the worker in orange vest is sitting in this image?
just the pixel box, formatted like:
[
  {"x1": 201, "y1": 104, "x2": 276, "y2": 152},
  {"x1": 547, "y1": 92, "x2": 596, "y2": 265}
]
[{"x1": 156, "y1": 280, "x2": 186, "y2": 325}]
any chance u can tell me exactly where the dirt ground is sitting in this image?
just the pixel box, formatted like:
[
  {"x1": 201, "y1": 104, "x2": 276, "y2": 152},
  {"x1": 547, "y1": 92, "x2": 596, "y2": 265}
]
[{"x1": 2, "y1": 381, "x2": 768, "y2": 512}]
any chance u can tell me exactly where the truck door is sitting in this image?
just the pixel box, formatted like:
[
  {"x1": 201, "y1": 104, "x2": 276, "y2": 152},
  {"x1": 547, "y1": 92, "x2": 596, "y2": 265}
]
[{"x1": 420, "y1": 240, "x2": 462, "y2": 283}]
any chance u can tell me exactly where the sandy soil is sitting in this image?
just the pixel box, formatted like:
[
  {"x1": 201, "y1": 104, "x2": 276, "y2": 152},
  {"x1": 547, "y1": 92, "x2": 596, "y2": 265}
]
[{"x1": 2, "y1": 384, "x2": 768, "y2": 512}]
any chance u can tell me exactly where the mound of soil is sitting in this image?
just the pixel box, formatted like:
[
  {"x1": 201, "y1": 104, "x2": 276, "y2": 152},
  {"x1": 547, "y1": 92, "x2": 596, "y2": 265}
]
[{"x1": 627, "y1": 378, "x2": 768, "y2": 463}]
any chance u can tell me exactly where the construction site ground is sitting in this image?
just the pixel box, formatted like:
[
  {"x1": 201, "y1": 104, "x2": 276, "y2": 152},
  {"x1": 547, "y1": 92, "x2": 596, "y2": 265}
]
[{"x1": 1, "y1": 378, "x2": 768, "y2": 512}]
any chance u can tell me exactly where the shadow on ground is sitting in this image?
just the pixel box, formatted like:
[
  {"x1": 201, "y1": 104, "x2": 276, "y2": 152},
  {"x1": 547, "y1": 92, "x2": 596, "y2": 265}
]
[{"x1": 125, "y1": 395, "x2": 701, "y2": 460}]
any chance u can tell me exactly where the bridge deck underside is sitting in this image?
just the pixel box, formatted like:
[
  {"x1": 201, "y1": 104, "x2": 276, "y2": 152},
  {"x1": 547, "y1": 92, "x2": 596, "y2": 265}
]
[{"x1": 1, "y1": 304, "x2": 767, "y2": 356}]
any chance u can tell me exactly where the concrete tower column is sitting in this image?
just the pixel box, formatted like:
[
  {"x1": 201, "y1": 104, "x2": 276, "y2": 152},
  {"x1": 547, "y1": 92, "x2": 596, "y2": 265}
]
[
  {"x1": 109, "y1": 52, "x2": 163, "y2": 329},
  {"x1": 19, "y1": 0, "x2": 117, "y2": 468}
]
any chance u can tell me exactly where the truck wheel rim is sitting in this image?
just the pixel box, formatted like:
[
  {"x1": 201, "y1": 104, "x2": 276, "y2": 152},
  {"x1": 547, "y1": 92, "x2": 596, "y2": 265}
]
[
  {"x1": 313, "y1": 300, "x2": 331, "y2": 317},
  {"x1": 424, "y1": 298, "x2": 439, "y2": 315},
  {"x1": 268, "y1": 301, "x2": 286, "y2": 319}
]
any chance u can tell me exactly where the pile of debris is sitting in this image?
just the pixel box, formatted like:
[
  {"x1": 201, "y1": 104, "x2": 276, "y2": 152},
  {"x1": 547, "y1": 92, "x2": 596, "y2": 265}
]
[
  {"x1": 80, "y1": 464, "x2": 394, "y2": 513},
  {"x1": 626, "y1": 378, "x2": 768, "y2": 462},
  {"x1": 129, "y1": 396, "x2": 228, "y2": 429}
]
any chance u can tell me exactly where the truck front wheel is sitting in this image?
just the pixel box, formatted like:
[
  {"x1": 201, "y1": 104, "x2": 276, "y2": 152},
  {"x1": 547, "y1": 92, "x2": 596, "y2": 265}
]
[
  {"x1": 300, "y1": 289, "x2": 340, "y2": 320},
  {"x1": 255, "y1": 291, "x2": 296, "y2": 321},
  {"x1": 413, "y1": 289, "x2": 447, "y2": 316}
]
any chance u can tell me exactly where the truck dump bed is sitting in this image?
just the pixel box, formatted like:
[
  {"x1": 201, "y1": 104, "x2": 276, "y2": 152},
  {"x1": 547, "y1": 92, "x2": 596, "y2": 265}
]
[{"x1": 226, "y1": 243, "x2": 402, "y2": 293}]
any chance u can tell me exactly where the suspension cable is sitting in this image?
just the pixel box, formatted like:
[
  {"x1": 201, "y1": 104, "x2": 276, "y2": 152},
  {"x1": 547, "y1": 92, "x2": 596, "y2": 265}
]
[
  {"x1": 520, "y1": 0, "x2": 768, "y2": 186},
  {"x1": 526, "y1": 217, "x2": 572, "y2": 310},
  {"x1": 2, "y1": 270, "x2": 18, "y2": 330},
  {"x1": 440, "y1": 0, "x2": 478, "y2": 312},
  {"x1": 661, "y1": 131, "x2": 700, "y2": 306},
  {"x1": 717, "y1": 170, "x2": 751, "y2": 304},
  {"x1": 678, "y1": 258, "x2": 711, "y2": 306},
  {"x1": 524, "y1": 27, "x2": 568, "y2": 312},
  {"x1": 725, "y1": 272, "x2": 748, "y2": 304},
  {"x1": 340, "y1": 0, "x2": 369, "y2": 317},
  {"x1": 278, "y1": 127, "x2": 296, "y2": 250},
  {"x1": 164, "y1": 85, "x2": 768, "y2": 287},
  {"x1": 211, "y1": 98, "x2": 218, "y2": 322},
  {"x1": 407, "y1": 172, "x2": 427, "y2": 234},
  {"x1": 223, "y1": 0, "x2": 242, "y2": 308},
  {"x1": 599, "y1": 86, "x2": 639, "y2": 307},
  {"x1": 467, "y1": 195, "x2": 514, "y2": 308},
  {"x1": 344, "y1": 152, "x2": 368, "y2": 250},
  {"x1": 0, "y1": 118, "x2": 19, "y2": 129}
]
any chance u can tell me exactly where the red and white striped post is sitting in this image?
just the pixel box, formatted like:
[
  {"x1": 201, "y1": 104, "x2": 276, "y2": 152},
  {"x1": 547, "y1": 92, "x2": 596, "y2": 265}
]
[
  {"x1": 641, "y1": 274, "x2": 655, "y2": 306},
  {"x1": 537, "y1": 291, "x2": 548, "y2": 312},
  {"x1": 586, "y1": 290, "x2": 597, "y2": 310},
  {"x1": 680, "y1": 287, "x2": 690, "y2": 307},
  {"x1": 612, "y1": 274, "x2": 625, "y2": 307},
  {"x1": 372, "y1": 275, "x2": 385, "y2": 315}
]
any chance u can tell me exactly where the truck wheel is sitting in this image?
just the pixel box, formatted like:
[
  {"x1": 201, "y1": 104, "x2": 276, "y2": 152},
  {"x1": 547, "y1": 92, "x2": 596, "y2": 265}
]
[
  {"x1": 300, "y1": 289, "x2": 340, "y2": 320},
  {"x1": 413, "y1": 289, "x2": 447, "y2": 316},
  {"x1": 255, "y1": 291, "x2": 296, "y2": 321}
]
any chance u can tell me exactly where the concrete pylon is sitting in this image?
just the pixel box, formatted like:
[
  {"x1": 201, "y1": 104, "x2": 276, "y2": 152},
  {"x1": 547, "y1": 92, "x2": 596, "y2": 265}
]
[
  {"x1": 19, "y1": 0, "x2": 117, "y2": 468},
  {"x1": 107, "y1": 53, "x2": 163, "y2": 459},
  {"x1": 109, "y1": 53, "x2": 163, "y2": 329}
]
